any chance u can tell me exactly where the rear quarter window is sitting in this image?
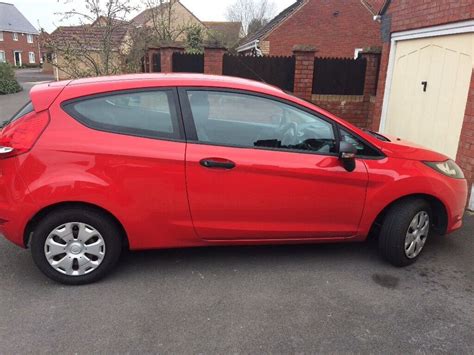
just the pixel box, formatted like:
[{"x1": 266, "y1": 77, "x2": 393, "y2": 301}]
[{"x1": 62, "y1": 90, "x2": 182, "y2": 140}]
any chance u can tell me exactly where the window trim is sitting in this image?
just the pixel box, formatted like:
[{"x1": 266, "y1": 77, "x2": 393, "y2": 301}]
[
  {"x1": 13, "y1": 32, "x2": 18, "y2": 41},
  {"x1": 178, "y1": 87, "x2": 385, "y2": 159},
  {"x1": 0, "y1": 50, "x2": 5, "y2": 63},
  {"x1": 61, "y1": 88, "x2": 186, "y2": 142},
  {"x1": 27, "y1": 34, "x2": 33, "y2": 43},
  {"x1": 0, "y1": 31, "x2": 3, "y2": 41}
]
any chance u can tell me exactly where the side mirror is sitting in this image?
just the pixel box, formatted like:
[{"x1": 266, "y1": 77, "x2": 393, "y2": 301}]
[{"x1": 339, "y1": 141, "x2": 357, "y2": 172}]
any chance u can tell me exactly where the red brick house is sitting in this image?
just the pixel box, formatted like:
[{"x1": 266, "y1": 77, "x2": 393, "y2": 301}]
[
  {"x1": 0, "y1": 2, "x2": 40, "y2": 66},
  {"x1": 237, "y1": 0, "x2": 384, "y2": 58},
  {"x1": 370, "y1": 1, "x2": 474, "y2": 209}
]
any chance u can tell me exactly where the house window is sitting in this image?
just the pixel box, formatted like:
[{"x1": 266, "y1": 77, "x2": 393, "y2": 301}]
[
  {"x1": 0, "y1": 32, "x2": 3, "y2": 41},
  {"x1": 27, "y1": 34, "x2": 33, "y2": 43},
  {"x1": 29, "y1": 52, "x2": 35, "y2": 64},
  {"x1": 0, "y1": 51, "x2": 5, "y2": 63},
  {"x1": 13, "y1": 32, "x2": 18, "y2": 41}
]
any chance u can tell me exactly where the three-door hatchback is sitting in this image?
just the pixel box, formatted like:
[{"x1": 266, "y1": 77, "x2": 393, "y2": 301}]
[{"x1": 0, "y1": 74, "x2": 468, "y2": 284}]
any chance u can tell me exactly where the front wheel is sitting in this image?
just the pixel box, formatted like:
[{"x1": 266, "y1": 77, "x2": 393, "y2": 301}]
[
  {"x1": 30, "y1": 208, "x2": 122, "y2": 285},
  {"x1": 378, "y1": 198, "x2": 432, "y2": 267}
]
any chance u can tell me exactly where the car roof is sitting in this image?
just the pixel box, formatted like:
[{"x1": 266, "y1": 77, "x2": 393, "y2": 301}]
[
  {"x1": 31, "y1": 73, "x2": 384, "y2": 150},
  {"x1": 68, "y1": 73, "x2": 286, "y2": 96}
]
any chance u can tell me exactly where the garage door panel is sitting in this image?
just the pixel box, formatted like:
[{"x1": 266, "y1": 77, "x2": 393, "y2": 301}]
[
  {"x1": 384, "y1": 33, "x2": 473, "y2": 159},
  {"x1": 433, "y1": 49, "x2": 459, "y2": 151}
]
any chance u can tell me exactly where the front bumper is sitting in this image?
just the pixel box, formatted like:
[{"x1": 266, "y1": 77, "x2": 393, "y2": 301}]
[{"x1": 445, "y1": 178, "x2": 468, "y2": 234}]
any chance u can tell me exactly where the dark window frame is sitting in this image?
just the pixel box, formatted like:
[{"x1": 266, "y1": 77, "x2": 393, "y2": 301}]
[
  {"x1": 61, "y1": 88, "x2": 185, "y2": 142},
  {"x1": 178, "y1": 87, "x2": 385, "y2": 159}
]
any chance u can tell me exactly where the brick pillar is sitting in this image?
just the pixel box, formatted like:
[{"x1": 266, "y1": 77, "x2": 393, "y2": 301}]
[
  {"x1": 360, "y1": 47, "x2": 381, "y2": 128},
  {"x1": 204, "y1": 46, "x2": 226, "y2": 75},
  {"x1": 371, "y1": 42, "x2": 391, "y2": 131},
  {"x1": 361, "y1": 48, "x2": 381, "y2": 98},
  {"x1": 159, "y1": 47, "x2": 175, "y2": 73},
  {"x1": 292, "y1": 45, "x2": 316, "y2": 101}
]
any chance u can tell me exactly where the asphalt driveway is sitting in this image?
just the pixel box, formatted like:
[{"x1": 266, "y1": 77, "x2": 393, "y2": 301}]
[
  {"x1": 0, "y1": 69, "x2": 54, "y2": 123},
  {"x1": 0, "y1": 215, "x2": 472, "y2": 353}
]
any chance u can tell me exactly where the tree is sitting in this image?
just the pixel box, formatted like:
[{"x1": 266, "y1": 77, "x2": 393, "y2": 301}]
[
  {"x1": 225, "y1": 0, "x2": 275, "y2": 37},
  {"x1": 247, "y1": 18, "x2": 268, "y2": 36},
  {"x1": 185, "y1": 25, "x2": 204, "y2": 54},
  {"x1": 47, "y1": 0, "x2": 138, "y2": 78}
]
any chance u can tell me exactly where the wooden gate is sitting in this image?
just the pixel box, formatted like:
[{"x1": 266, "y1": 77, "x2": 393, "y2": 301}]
[
  {"x1": 223, "y1": 54, "x2": 295, "y2": 92},
  {"x1": 312, "y1": 57, "x2": 367, "y2": 95},
  {"x1": 172, "y1": 52, "x2": 204, "y2": 73},
  {"x1": 152, "y1": 53, "x2": 161, "y2": 72}
]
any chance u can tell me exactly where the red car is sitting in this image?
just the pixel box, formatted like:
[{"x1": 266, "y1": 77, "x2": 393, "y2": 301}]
[{"x1": 0, "y1": 74, "x2": 468, "y2": 285}]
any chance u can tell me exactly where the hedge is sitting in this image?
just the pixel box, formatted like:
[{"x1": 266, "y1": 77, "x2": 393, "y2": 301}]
[
  {"x1": 0, "y1": 79, "x2": 22, "y2": 95},
  {"x1": 0, "y1": 63, "x2": 22, "y2": 95}
]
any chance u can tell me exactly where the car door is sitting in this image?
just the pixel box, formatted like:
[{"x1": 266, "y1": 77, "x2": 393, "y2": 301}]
[{"x1": 180, "y1": 88, "x2": 369, "y2": 241}]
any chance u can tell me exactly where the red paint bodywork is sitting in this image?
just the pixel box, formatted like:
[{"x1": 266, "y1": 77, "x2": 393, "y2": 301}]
[{"x1": 0, "y1": 74, "x2": 468, "y2": 250}]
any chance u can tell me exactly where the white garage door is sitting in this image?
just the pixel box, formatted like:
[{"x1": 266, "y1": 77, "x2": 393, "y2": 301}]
[{"x1": 383, "y1": 32, "x2": 473, "y2": 159}]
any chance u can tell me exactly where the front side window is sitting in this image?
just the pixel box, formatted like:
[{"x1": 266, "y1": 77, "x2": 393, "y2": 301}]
[
  {"x1": 0, "y1": 32, "x2": 4, "y2": 41},
  {"x1": 27, "y1": 34, "x2": 33, "y2": 43},
  {"x1": 339, "y1": 128, "x2": 381, "y2": 157},
  {"x1": 186, "y1": 90, "x2": 336, "y2": 154},
  {"x1": 63, "y1": 90, "x2": 181, "y2": 140},
  {"x1": 28, "y1": 52, "x2": 35, "y2": 63},
  {"x1": 13, "y1": 32, "x2": 18, "y2": 41},
  {"x1": 0, "y1": 51, "x2": 5, "y2": 63}
]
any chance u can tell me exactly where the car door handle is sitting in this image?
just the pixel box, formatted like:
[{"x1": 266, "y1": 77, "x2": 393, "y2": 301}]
[{"x1": 200, "y1": 158, "x2": 236, "y2": 170}]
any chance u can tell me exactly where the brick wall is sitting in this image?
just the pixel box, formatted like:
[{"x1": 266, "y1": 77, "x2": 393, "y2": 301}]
[
  {"x1": 312, "y1": 95, "x2": 374, "y2": 128},
  {"x1": 389, "y1": 0, "x2": 473, "y2": 33},
  {"x1": 264, "y1": 0, "x2": 382, "y2": 58},
  {"x1": 372, "y1": 0, "x2": 474, "y2": 207},
  {"x1": 456, "y1": 71, "x2": 474, "y2": 195},
  {"x1": 0, "y1": 31, "x2": 40, "y2": 65}
]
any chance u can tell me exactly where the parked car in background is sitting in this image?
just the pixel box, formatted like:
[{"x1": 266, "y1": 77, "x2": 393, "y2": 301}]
[{"x1": 0, "y1": 74, "x2": 468, "y2": 285}]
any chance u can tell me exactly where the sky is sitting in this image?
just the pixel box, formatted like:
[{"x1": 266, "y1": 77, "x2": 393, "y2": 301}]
[{"x1": 11, "y1": 0, "x2": 296, "y2": 33}]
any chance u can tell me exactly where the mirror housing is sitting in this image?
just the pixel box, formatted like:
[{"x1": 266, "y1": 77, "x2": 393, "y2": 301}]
[{"x1": 339, "y1": 141, "x2": 357, "y2": 172}]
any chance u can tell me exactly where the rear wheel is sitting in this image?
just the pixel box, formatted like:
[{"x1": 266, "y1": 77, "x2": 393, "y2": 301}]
[
  {"x1": 378, "y1": 198, "x2": 431, "y2": 267},
  {"x1": 30, "y1": 208, "x2": 122, "y2": 285}
]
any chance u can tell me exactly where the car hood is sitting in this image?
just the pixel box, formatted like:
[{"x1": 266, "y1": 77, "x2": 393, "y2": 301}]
[{"x1": 375, "y1": 134, "x2": 449, "y2": 162}]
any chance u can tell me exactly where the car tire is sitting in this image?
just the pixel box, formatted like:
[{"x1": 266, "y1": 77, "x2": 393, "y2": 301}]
[
  {"x1": 30, "y1": 207, "x2": 122, "y2": 285},
  {"x1": 378, "y1": 198, "x2": 432, "y2": 267}
]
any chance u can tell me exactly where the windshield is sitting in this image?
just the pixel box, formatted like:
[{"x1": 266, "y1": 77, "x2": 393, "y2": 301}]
[{"x1": 364, "y1": 129, "x2": 391, "y2": 142}]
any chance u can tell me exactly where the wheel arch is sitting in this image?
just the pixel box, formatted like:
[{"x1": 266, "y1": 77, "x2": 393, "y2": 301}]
[
  {"x1": 369, "y1": 193, "x2": 448, "y2": 237},
  {"x1": 23, "y1": 201, "x2": 129, "y2": 249}
]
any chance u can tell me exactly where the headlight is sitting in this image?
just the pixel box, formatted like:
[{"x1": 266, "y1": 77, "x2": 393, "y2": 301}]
[{"x1": 424, "y1": 159, "x2": 465, "y2": 179}]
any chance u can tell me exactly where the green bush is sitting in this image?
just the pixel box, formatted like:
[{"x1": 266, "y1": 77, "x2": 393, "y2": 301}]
[
  {"x1": 0, "y1": 62, "x2": 15, "y2": 80},
  {"x1": 0, "y1": 63, "x2": 22, "y2": 95},
  {"x1": 0, "y1": 79, "x2": 22, "y2": 95}
]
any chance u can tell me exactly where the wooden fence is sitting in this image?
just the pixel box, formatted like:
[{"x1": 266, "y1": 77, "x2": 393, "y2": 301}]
[
  {"x1": 312, "y1": 57, "x2": 367, "y2": 95},
  {"x1": 223, "y1": 54, "x2": 295, "y2": 92},
  {"x1": 172, "y1": 52, "x2": 204, "y2": 73}
]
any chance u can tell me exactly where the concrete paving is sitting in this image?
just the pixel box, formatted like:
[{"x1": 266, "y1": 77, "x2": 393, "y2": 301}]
[
  {"x1": 0, "y1": 69, "x2": 54, "y2": 123},
  {"x1": 0, "y1": 215, "x2": 472, "y2": 353},
  {"x1": 0, "y1": 69, "x2": 472, "y2": 353}
]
